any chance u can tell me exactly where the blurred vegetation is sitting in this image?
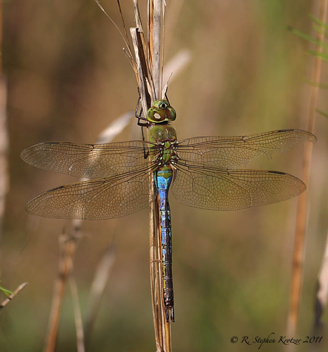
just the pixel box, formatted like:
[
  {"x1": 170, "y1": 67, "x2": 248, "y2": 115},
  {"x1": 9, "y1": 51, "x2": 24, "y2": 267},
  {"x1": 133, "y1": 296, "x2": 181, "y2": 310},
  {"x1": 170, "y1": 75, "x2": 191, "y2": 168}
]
[
  {"x1": 289, "y1": 13, "x2": 328, "y2": 119},
  {"x1": 2, "y1": 0, "x2": 328, "y2": 351}
]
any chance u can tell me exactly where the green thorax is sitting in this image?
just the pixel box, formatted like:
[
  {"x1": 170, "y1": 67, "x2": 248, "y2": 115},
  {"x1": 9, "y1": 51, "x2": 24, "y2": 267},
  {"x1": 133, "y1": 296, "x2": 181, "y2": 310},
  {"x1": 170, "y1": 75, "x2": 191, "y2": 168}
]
[
  {"x1": 147, "y1": 100, "x2": 178, "y2": 173},
  {"x1": 148, "y1": 124, "x2": 177, "y2": 144}
]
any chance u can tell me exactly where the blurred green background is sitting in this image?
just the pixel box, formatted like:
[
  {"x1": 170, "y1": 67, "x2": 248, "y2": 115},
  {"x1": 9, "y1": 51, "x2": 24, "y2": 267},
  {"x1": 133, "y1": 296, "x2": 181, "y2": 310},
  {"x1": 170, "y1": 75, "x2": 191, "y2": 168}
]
[{"x1": 2, "y1": 0, "x2": 328, "y2": 351}]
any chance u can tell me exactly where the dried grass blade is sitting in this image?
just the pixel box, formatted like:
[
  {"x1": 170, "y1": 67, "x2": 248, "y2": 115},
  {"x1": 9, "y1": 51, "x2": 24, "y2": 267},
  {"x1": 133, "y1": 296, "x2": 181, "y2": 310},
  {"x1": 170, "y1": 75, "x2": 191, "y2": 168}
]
[
  {"x1": 287, "y1": 0, "x2": 328, "y2": 336},
  {"x1": 97, "y1": 112, "x2": 133, "y2": 144},
  {"x1": 152, "y1": 0, "x2": 161, "y2": 99},
  {"x1": 84, "y1": 244, "x2": 117, "y2": 346},
  {"x1": 94, "y1": 0, "x2": 135, "y2": 68},
  {"x1": 133, "y1": 0, "x2": 144, "y2": 32},
  {"x1": 163, "y1": 49, "x2": 191, "y2": 95},
  {"x1": 116, "y1": 0, "x2": 134, "y2": 56},
  {"x1": 130, "y1": 28, "x2": 152, "y2": 112},
  {"x1": 133, "y1": 1, "x2": 156, "y2": 100},
  {"x1": 160, "y1": 1, "x2": 166, "y2": 89},
  {"x1": 148, "y1": 0, "x2": 154, "y2": 70}
]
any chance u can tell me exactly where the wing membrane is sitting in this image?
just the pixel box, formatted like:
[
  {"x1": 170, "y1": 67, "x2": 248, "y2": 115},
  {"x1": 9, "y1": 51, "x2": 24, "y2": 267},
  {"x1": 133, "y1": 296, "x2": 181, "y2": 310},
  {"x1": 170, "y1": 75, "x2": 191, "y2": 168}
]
[
  {"x1": 26, "y1": 168, "x2": 152, "y2": 220},
  {"x1": 172, "y1": 166, "x2": 305, "y2": 211},
  {"x1": 21, "y1": 140, "x2": 152, "y2": 179},
  {"x1": 177, "y1": 129, "x2": 316, "y2": 169}
]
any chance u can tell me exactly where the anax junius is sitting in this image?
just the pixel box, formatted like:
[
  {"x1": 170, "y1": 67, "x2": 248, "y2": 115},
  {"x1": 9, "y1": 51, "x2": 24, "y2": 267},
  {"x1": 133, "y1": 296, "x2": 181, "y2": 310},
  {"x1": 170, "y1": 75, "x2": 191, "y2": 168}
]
[{"x1": 21, "y1": 99, "x2": 316, "y2": 322}]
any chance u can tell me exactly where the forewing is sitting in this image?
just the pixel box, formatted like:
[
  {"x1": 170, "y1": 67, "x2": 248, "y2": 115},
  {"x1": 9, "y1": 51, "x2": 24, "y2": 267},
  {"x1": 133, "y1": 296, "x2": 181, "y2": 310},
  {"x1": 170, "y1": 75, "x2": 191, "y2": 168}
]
[
  {"x1": 21, "y1": 140, "x2": 152, "y2": 179},
  {"x1": 26, "y1": 169, "x2": 152, "y2": 220},
  {"x1": 172, "y1": 166, "x2": 305, "y2": 211},
  {"x1": 177, "y1": 129, "x2": 316, "y2": 169}
]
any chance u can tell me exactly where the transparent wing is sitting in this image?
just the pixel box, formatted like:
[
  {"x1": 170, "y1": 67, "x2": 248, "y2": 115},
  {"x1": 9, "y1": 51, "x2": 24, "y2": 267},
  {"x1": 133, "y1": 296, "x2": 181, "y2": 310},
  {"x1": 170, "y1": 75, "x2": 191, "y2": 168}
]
[
  {"x1": 172, "y1": 165, "x2": 305, "y2": 211},
  {"x1": 177, "y1": 129, "x2": 316, "y2": 169},
  {"x1": 21, "y1": 140, "x2": 153, "y2": 179},
  {"x1": 26, "y1": 168, "x2": 153, "y2": 220}
]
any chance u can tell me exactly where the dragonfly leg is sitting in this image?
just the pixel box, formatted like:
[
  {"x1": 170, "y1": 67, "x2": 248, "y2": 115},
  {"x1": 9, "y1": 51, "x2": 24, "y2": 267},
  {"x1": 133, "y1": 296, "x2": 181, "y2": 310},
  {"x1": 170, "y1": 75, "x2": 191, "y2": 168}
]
[
  {"x1": 135, "y1": 90, "x2": 148, "y2": 122},
  {"x1": 135, "y1": 102, "x2": 150, "y2": 127},
  {"x1": 137, "y1": 116, "x2": 149, "y2": 126},
  {"x1": 165, "y1": 92, "x2": 170, "y2": 104},
  {"x1": 135, "y1": 93, "x2": 141, "y2": 117},
  {"x1": 141, "y1": 127, "x2": 150, "y2": 158},
  {"x1": 134, "y1": 93, "x2": 150, "y2": 157}
]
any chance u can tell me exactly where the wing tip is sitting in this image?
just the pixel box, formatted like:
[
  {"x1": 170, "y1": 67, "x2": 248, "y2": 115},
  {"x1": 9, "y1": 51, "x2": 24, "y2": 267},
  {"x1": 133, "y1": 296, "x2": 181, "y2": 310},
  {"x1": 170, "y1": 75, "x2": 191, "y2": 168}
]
[{"x1": 277, "y1": 129, "x2": 317, "y2": 143}]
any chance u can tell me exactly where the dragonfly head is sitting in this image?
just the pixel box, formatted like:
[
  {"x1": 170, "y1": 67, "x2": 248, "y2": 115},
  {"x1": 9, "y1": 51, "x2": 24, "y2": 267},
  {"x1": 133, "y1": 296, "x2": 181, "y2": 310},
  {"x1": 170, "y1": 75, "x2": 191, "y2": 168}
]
[{"x1": 147, "y1": 100, "x2": 176, "y2": 124}]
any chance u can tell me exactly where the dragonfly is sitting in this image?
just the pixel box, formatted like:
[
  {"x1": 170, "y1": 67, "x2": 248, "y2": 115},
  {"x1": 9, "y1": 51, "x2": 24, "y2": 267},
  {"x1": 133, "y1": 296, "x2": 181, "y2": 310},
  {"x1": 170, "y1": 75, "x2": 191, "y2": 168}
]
[{"x1": 21, "y1": 99, "x2": 316, "y2": 322}]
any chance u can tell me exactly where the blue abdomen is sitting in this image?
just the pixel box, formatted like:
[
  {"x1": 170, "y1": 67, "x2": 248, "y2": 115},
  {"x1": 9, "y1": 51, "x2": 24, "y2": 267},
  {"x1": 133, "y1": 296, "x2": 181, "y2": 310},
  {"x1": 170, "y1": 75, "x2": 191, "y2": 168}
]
[{"x1": 154, "y1": 169, "x2": 174, "y2": 322}]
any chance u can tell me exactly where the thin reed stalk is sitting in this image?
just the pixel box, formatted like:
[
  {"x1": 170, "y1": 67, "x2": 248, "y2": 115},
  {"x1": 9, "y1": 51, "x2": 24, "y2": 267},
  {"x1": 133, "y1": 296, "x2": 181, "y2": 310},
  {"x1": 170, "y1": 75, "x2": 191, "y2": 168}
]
[
  {"x1": 0, "y1": 282, "x2": 28, "y2": 309},
  {"x1": 45, "y1": 232, "x2": 79, "y2": 352},
  {"x1": 0, "y1": 0, "x2": 8, "y2": 263},
  {"x1": 287, "y1": 0, "x2": 328, "y2": 336},
  {"x1": 0, "y1": 0, "x2": 2, "y2": 78},
  {"x1": 84, "y1": 243, "x2": 117, "y2": 347},
  {"x1": 69, "y1": 276, "x2": 85, "y2": 352},
  {"x1": 0, "y1": 78, "x2": 9, "y2": 242}
]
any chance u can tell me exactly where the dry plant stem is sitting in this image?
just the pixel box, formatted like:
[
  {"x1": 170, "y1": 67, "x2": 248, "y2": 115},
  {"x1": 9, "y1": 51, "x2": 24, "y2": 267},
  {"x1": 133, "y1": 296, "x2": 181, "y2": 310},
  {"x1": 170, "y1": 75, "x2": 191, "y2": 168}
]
[
  {"x1": 132, "y1": 1, "x2": 171, "y2": 350},
  {"x1": 84, "y1": 244, "x2": 116, "y2": 347},
  {"x1": 150, "y1": 1, "x2": 172, "y2": 350},
  {"x1": 0, "y1": 78, "x2": 8, "y2": 244},
  {"x1": 0, "y1": 282, "x2": 28, "y2": 309},
  {"x1": 0, "y1": 0, "x2": 2, "y2": 77},
  {"x1": 131, "y1": 0, "x2": 171, "y2": 352},
  {"x1": 130, "y1": 28, "x2": 152, "y2": 110},
  {"x1": 133, "y1": 1, "x2": 156, "y2": 103},
  {"x1": 94, "y1": 0, "x2": 135, "y2": 69},
  {"x1": 152, "y1": 1, "x2": 161, "y2": 98},
  {"x1": 131, "y1": 25, "x2": 165, "y2": 351},
  {"x1": 69, "y1": 276, "x2": 85, "y2": 352},
  {"x1": 148, "y1": 0, "x2": 154, "y2": 72},
  {"x1": 160, "y1": 1, "x2": 165, "y2": 88},
  {"x1": 150, "y1": 186, "x2": 163, "y2": 351},
  {"x1": 45, "y1": 234, "x2": 78, "y2": 352},
  {"x1": 287, "y1": 0, "x2": 328, "y2": 336}
]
